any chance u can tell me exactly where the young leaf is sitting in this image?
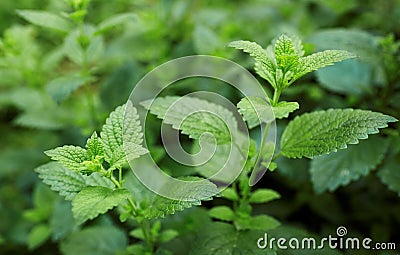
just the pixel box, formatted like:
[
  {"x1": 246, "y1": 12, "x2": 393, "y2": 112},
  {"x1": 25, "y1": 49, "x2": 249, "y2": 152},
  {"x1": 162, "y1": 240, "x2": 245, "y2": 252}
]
[
  {"x1": 294, "y1": 50, "x2": 356, "y2": 80},
  {"x1": 249, "y1": 215, "x2": 280, "y2": 230},
  {"x1": 311, "y1": 136, "x2": 389, "y2": 193},
  {"x1": 142, "y1": 96, "x2": 237, "y2": 144},
  {"x1": 85, "y1": 132, "x2": 104, "y2": 159},
  {"x1": 158, "y1": 229, "x2": 179, "y2": 243},
  {"x1": 72, "y1": 186, "x2": 130, "y2": 224},
  {"x1": 209, "y1": 206, "x2": 235, "y2": 221},
  {"x1": 237, "y1": 96, "x2": 273, "y2": 129},
  {"x1": 274, "y1": 34, "x2": 299, "y2": 71},
  {"x1": 17, "y1": 10, "x2": 72, "y2": 32},
  {"x1": 35, "y1": 162, "x2": 114, "y2": 200},
  {"x1": 28, "y1": 224, "x2": 51, "y2": 250},
  {"x1": 221, "y1": 188, "x2": 239, "y2": 201},
  {"x1": 46, "y1": 75, "x2": 91, "y2": 103},
  {"x1": 280, "y1": 109, "x2": 397, "y2": 158},
  {"x1": 273, "y1": 101, "x2": 299, "y2": 119},
  {"x1": 190, "y1": 222, "x2": 276, "y2": 255},
  {"x1": 249, "y1": 189, "x2": 281, "y2": 204},
  {"x1": 229, "y1": 40, "x2": 276, "y2": 71},
  {"x1": 45, "y1": 146, "x2": 88, "y2": 172},
  {"x1": 60, "y1": 226, "x2": 127, "y2": 255},
  {"x1": 100, "y1": 102, "x2": 147, "y2": 169}
]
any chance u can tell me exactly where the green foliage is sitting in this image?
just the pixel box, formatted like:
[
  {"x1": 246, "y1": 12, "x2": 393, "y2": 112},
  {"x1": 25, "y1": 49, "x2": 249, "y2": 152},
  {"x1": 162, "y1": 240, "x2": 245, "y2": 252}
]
[
  {"x1": 229, "y1": 35, "x2": 355, "y2": 93},
  {"x1": 72, "y1": 186, "x2": 130, "y2": 224},
  {"x1": 280, "y1": 109, "x2": 397, "y2": 158},
  {"x1": 310, "y1": 136, "x2": 389, "y2": 193},
  {"x1": 249, "y1": 189, "x2": 281, "y2": 204},
  {"x1": 142, "y1": 96, "x2": 237, "y2": 144},
  {"x1": 378, "y1": 158, "x2": 400, "y2": 196},
  {"x1": 60, "y1": 225, "x2": 127, "y2": 255},
  {"x1": 190, "y1": 222, "x2": 276, "y2": 255},
  {"x1": 17, "y1": 10, "x2": 73, "y2": 32}
]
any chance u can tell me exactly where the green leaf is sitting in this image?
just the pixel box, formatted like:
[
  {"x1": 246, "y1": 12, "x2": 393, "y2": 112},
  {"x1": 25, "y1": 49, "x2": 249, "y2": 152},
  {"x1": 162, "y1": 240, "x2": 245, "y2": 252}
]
[
  {"x1": 28, "y1": 224, "x2": 51, "y2": 250},
  {"x1": 294, "y1": 50, "x2": 356, "y2": 80},
  {"x1": 17, "y1": 10, "x2": 72, "y2": 32},
  {"x1": 237, "y1": 96, "x2": 273, "y2": 129},
  {"x1": 209, "y1": 206, "x2": 235, "y2": 221},
  {"x1": 36, "y1": 162, "x2": 87, "y2": 200},
  {"x1": 273, "y1": 101, "x2": 299, "y2": 119},
  {"x1": 35, "y1": 162, "x2": 114, "y2": 200},
  {"x1": 249, "y1": 189, "x2": 281, "y2": 203},
  {"x1": 60, "y1": 226, "x2": 127, "y2": 255},
  {"x1": 72, "y1": 186, "x2": 130, "y2": 224},
  {"x1": 123, "y1": 168, "x2": 219, "y2": 220},
  {"x1": 378, "y1": 158, "x2": 400, "y2": 196},
  {"x1": 274, "y1": 34, "x2": 299, "y2": 70},
  {"x1": 45, "y1": 146, "x2": 88, "y2": 171},
  {"x1": 316, "y1": 59, "x2": 373, "y2": 95},
  {"x1": 228, "y1": 40, "x2": 276, "y2": 73},
  {"x1": 129, "y1": 228, "x2": 145, "y2": 240},
  {"x1": 100, "y1": 102, "x2": 147, "y2": 169},
  {"x1": 221, "y1": 188, "x2": 239, "y2": 201},
  {"x1": 158, "y1": 229, "x2": 179, "y2": 243},
  {"x1": 96, "y1": 13, "x2": 136, "y2": 34},
  {"x1": 311, "y1": 136, "x2": 389, "y2": 193},
  {"x1": 281, "y1": 109, "x2": 397, "y2": 158},
  {"x1": 249, "y1": 215, "x2": 280, "y2": 230},
  {"x1": 46, "y1": 75, "x2": 91, "y2": 103},
  {"x1": 190, "y1": 222, "x2": 275, "y2": 255},
  {"x1": 50, "y1": 200, "x2": 77, "y2": 241},
  {"x1": 142, "y1": 96, "x2": 237, "y2": 144},
  {"x1": 86, "y1": 132, "x2": 104, "y2": 159}
]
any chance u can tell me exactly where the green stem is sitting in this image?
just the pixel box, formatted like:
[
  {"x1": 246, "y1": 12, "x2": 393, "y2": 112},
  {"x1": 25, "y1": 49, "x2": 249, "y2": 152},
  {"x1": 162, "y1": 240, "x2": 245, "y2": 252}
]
[
  {"x1": 272, "y1": 151, "x2": 282, "y2": 161},
  {"x1": 253, "y1": 122, "x2": 271, "y2": 170},
  {"x1": 140, "y1": 219, "x2": 154, "y2": 252},
  {"x1": 272, "y1": 89, "x2": 281, "y2": 106}
]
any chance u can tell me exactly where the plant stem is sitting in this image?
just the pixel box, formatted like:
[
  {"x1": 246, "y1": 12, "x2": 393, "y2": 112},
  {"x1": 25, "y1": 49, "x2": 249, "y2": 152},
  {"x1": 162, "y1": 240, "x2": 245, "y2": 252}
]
[
  {"x1": 140, "y1": 219, "x2": 154, "y2": 252},
  {"x1": 272, "y1": 89, "x2": 281, "y2": 105}
]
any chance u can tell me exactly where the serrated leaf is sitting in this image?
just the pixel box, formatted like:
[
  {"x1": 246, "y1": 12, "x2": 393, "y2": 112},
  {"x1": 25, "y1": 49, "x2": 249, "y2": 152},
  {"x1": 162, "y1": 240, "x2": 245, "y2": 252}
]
[
  {"x1": 209, "y1": 206, "x2": 235, "y2": 221},
  {"x1": 273, "y1": 101, "x2": 299, "y2": 119},
  {"x1": 249, "y1": 189, "x2": 281, "y2": 204},
  {"x1": 72, "y1": 186, "x2": 130, "y2": 224},
  {"x1": 60, "y1": 226, "x2": 127, "y2": 255},
  {"x1": 123, "y1": 165, "x2": 219, "y2": 219},
  {"x1": 17, "y1": 10, "x2": 72, "y2": 32},
  {"x1": 96, "y1": 13, "x2": 136, "y2": 34},
  {"x1": 228, "y1": 40, "x2": 276, "y2": 72},
  {"x1": 311, "y1": 136, "x2": 389, "y2": 193},
  {"x1": 274, "y1": 34, "x2": 299, "y2": 70},
  {"x1": 142, "y1": 96, "x2": 237, "y2": 144},
  {"x1": 378, "y1": 158, "x2": 400, "y2": 196},
  {"x1": 190, "y1": 222, "x2": 275, "y2": 255},
  {"x1": 46, "y1": 75, "x2": 91, "y2": 103},
  {"x1": 36, "y1": 162, "x2": 87, "y2": 200},
  {"x1": 237, "y1": 96, "x2": 273, "y2": 129},
  {"x1": 35, "y1": 162, "x2": 114, "y2": 200},
  {"x1": 45, "y1": 146, "x2": 88, "y2": 171},
  {"x1": 101, "y1": 102, "x2": 147, "y2": 168},
  {"x1": 281, "y1": 109, "x2": 397, "y2": 158},
  {"x1": 294, "y1": 50, "x2": 356, "y2": 80},
  {"x1": 85, "y1": 132, "x2": 104, "y2": 159}
]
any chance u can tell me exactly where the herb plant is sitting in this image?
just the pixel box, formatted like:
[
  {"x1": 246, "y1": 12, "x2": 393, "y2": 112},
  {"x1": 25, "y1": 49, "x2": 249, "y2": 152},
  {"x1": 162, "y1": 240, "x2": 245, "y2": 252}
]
[{"x1": 34, "y1": 34, "x2": 397, "y2": 255}]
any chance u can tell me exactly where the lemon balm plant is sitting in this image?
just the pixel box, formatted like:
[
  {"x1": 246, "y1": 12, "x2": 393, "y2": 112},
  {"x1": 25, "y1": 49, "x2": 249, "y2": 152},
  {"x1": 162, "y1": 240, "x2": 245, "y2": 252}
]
[{"x1": 34, "y1": 34, "x2": 397, "y2": 255}]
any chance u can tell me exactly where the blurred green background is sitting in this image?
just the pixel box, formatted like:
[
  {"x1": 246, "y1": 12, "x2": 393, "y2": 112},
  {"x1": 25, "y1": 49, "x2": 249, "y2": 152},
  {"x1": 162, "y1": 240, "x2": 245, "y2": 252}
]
[{"x1": 0, "y1": 0, "x2": 399, "y2": 254}]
